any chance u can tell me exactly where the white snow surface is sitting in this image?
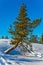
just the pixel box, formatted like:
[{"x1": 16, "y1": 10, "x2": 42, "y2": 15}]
[
  {"x1": 0, "y1": 40, "x2": 43, "y2": 65},
  {"x1": 0, "y1": 54, "x2": 43, "y2": 65},
  {"x1": 32, "y1": 43, "x2": 43, "y2": 54}
]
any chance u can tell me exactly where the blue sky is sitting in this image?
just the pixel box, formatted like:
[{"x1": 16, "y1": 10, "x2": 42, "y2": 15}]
[{"x1": 0, "y1": 0, "x2": 43, "y2": 38}]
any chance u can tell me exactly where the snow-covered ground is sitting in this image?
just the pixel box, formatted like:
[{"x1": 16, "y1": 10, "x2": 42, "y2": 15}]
[
  {"x1": 0, "y1": 39, "x2": 43, "y2": 65},
  {"x1": 0, "y1": 54, "x2": 43, "y2": 65},
  {"x1": 32, "y1": 43, "x2": 43, "y2": 54}
]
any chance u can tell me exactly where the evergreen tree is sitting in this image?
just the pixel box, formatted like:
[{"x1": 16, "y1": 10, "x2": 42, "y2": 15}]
[
  {"x1": 5, "y1": 36, "x2": 9, "y2": 39},
  {"x1": 29, "y1": 35, "x2": 38, "y2": 43},
  {"x1": 40, "y1": 34, "x2": 43, "y2": 44},
  {"x1": 1, "y1": 36, "x2": 5, "y2": 39},
  {"x1": 5, "y1": 3, "x2": 41, "y2": 54}
]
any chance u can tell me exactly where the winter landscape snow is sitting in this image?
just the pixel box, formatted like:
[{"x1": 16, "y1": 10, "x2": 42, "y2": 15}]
[{"x1": 0, "y1": 39, "x2": 43, "y2": 65}]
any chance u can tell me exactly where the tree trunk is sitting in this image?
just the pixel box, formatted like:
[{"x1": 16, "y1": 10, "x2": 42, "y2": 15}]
[
  {"x1": 5, "y1": 43, "x2": 18, "y2": 54},
  {"x1": 5, "y1": 37, "x2": 22, "y2": 54}
]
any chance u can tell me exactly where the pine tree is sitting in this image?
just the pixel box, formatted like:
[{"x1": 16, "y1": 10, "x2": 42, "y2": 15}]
[
  {"x1": 41, "y1": 34, "x2": 43, "y2": 44},
  {"x1": 5, "y1": 3, "x2": 41, "y2": 54},
  {"x1": 29, "y1": 35, "x2": 38, "y2": 43},
  {"x1": 5, "y1": 36, "x2": 9, "y2": 39},
  {"x1": 1, "y1": 36, "x2": 5, "y2": 39}
]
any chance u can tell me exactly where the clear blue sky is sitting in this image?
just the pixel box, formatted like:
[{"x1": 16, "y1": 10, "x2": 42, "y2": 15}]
[{"x1": 0, "y1": 0, "x2": 43, "y2": 38}]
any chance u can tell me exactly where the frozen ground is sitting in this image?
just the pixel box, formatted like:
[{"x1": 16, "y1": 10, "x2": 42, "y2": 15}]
[
  {"x1": 0, "y1": 54, "x2": 43, "y2": 65},
  {"x1": 0, "y1": 39, "x2": 43, "y2": 65}
]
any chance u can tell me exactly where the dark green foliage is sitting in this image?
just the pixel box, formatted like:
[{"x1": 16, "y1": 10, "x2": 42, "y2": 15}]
[
  {"x1": 29, "y1": 35, "x2": 38, "y2": 43},
  {"x1": 1, "y1": 36, "x2": 5, "y2": 39},
  {"x1": 40, "y1": 34, "x2": 43, "y2": 44},
  {"x1": 5, "y1": 36, "x2": 9, "y2": 39},
  {"x1": 31, "y1": 18, "x2": 41, "y2": 28},
  {"x1": 1, "y1": 36, "x2": 8, "y2": 39}
]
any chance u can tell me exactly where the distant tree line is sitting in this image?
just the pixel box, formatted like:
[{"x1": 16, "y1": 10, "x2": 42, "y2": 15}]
[
  {"x1": 29, "y1": 34, "x2": 43, "y2": 44},
  {"x1": 1, "y1": 36, "x2": 9, "y2": 39}
]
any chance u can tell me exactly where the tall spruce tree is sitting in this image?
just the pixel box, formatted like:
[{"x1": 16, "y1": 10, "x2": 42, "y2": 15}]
[{"x1": 5, "y1": 3, "x2": 41, "y2": 54}]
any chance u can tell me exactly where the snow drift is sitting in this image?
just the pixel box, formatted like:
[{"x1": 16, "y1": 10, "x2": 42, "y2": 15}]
[{"x1": 0, "y1": 39, "x2": 43, "y2": 65}]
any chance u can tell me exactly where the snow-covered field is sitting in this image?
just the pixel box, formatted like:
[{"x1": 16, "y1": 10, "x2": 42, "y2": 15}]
[
  {"x1": 0, "y1": 54, "x2": 43, "y2": 65},
  {"x1": 0, "y1": 39, "x2": 43, "y2": 65}
]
